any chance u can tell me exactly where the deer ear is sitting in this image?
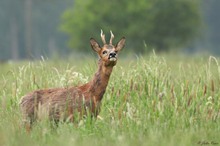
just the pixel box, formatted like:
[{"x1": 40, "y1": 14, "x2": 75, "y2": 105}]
[
  {"x1": 115, "y1": 37, "x2": 126, "y2": 52},
  {"x1": 90, "y1": 38, "x2": 101, "y2": 53}
]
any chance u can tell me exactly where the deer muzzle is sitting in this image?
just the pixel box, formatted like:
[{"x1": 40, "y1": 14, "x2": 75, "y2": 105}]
[{"x1": 109, "y1": 52, "x2": 117, "y2": 61}]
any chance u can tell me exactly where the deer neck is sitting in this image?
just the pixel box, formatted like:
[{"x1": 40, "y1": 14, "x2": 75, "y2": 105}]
[{"x1": 88, "y1": 59, "x2": 114, "y2": 101}]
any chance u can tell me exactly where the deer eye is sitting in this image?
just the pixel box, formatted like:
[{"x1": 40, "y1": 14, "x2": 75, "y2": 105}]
[{"x1": 102, "y1": 51, "x2": 107, "y2": 55}]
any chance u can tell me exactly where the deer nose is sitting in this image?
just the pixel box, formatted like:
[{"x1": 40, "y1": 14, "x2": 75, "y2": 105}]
[{"x1": 109, "y1": 52, "x2": 116, "y2": 58}]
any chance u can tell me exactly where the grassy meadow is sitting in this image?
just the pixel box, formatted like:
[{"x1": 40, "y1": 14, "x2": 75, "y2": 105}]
[{"x1": 0, "y1": 53, "x2": 219, "y2": 146}]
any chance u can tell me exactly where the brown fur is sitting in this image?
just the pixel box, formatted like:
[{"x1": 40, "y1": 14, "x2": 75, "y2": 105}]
[{"x1": 20, "y1": 31, "x2": 125, "y2": 127}]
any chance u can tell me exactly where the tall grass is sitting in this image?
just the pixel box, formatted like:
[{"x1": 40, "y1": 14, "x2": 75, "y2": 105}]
[{"x1": 0, "y1": 54, "x2": 219, "y2": 146}]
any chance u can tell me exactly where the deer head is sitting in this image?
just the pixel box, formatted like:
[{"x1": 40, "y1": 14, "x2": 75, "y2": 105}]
[{"x1": 90, "y1": 30, "x2": 126, "y2": 66}]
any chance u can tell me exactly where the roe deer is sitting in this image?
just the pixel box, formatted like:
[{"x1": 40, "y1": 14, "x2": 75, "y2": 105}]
[{"x1": 20, "y1": 30, "x2": 125, "y2": 128}]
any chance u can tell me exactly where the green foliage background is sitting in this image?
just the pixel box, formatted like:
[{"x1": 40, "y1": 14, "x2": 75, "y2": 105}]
[{"x1": 61, "y1": 0, "x2": 201, "y2": 52}]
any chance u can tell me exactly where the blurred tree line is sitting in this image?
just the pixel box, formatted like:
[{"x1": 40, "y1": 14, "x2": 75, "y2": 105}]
[
  {"x1": 61, "y1": 0, "x2": 201, "y2": 53},
  {"x1": 0, "y1": 0, "x2": 71, "y2": 60},
  {"x1": 201, "y1": 0, "x2": 220, "y2": 54},
  {"x1": 0, "y1": 0, "x2": 220, "y2": 60}
]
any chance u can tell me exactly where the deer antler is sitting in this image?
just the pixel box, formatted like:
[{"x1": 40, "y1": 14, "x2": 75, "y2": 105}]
[
  {"x1": 100, "y1": 29, "x2": 106, "y2": 44},
  {"x1": 109, "y1": 30, "x2": 114, "y2": 45}
]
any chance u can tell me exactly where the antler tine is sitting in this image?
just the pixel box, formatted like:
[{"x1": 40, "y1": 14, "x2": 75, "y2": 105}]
[
  {"x1": 100, "y1": 29, "x2": 106, "y2": 44},
  {"x1": 109, "y1": 30, "x2": 114, "y2": 44}
]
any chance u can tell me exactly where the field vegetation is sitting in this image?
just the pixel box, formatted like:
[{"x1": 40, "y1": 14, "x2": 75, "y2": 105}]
[{"x1": 0, "y1": 53, "x2": 219, "y2": 146}]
